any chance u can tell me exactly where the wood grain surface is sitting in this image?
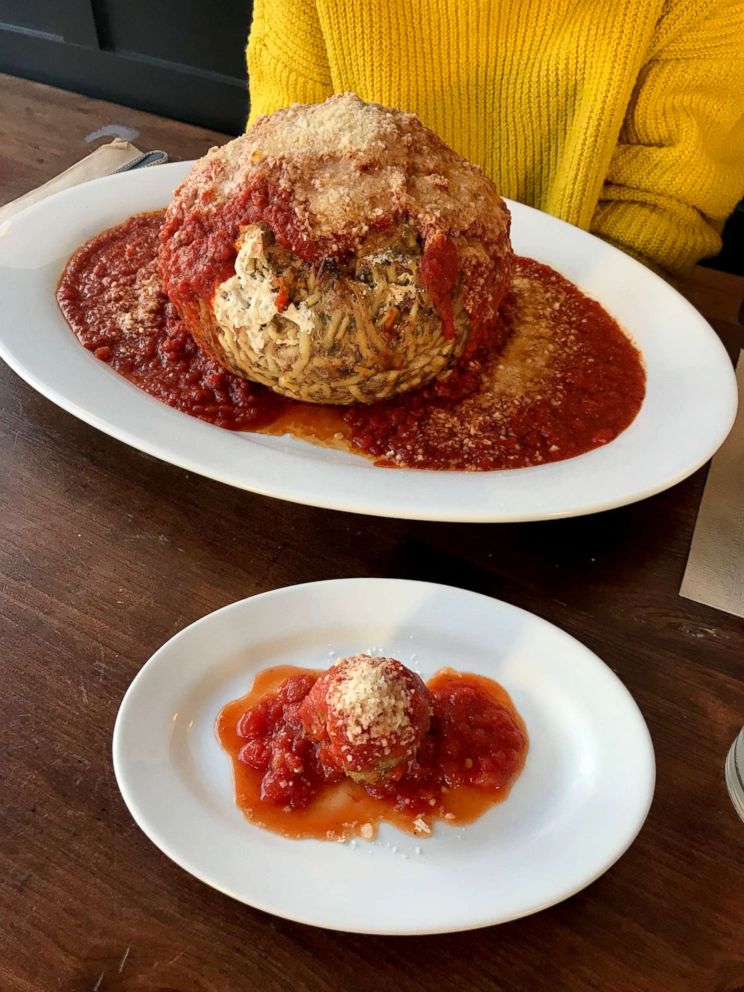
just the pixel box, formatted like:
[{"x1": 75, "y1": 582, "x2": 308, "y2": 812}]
[{"x1": 1, "y1": 74, "x2": 743, "y2": 992}]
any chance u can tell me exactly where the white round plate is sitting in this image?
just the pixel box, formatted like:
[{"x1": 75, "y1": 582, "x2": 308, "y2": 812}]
[
  {"x1": 113, "y1": 578, "x2": 655, "y2": 934},
  {"x1": 0, "y1": 163, "x2": 735, "y2": 521}
]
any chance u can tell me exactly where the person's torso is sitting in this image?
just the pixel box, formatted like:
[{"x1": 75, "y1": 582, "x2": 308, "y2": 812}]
[{"x1": 315, "y1": 0, "x2": 665, "y2": 226}]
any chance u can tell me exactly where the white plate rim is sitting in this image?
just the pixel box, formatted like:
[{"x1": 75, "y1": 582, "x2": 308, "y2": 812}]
[
  {"x1": 0, "y1": 163, "x2": 736, "y2": 523},
  {"x1": 112, "y1": 577, "x2": 656, "y2": 935}
]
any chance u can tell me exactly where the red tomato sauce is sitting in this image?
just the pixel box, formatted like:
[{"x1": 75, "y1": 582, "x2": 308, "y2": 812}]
[
  {"x1": 57, "y1": 211, "x2": 646, "y2": 470},
  {"x1": 56, "y1": 211, "x2": 287, "y2": 431},
  {"x1": 419, "y1": 232, "x2": 459, "y2": 339},
  {"x1": 216, "y1": 665, "x2": 528, "y2": 841},
  {"x1": 343, "y1": 258, "x2": 647, "y2": 469}
]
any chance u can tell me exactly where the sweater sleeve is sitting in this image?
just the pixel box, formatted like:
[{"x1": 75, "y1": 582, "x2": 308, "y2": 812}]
[
  {"x1": 590, "y1": 0, "x2": 744, "y2": 275},
  {"x1": 246, "y1": 0, "x2": 333, "y2": 127}
]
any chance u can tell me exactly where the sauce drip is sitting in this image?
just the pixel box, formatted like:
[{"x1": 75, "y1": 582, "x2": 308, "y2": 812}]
[
  {"x1": 216, "y1": 665, "x2": 528, "y2": 840},
  {"x1": 57, "y1": 211, "x2": 646, "y2": 470},
  {"x1": 419, "y1": 232, "x2": 459, "y2": 339}
]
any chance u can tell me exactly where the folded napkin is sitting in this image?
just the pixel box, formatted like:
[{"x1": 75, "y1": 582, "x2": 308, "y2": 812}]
[
  {"x1": 0, "y1": 139, "x2": 166, "y2": 224},
  {"x1": 680, "y1": 350, "x2": 744, "y2": 618}
]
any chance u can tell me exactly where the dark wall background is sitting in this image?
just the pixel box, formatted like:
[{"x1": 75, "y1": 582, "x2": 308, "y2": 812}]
[
  {"x1": 710, "y1": 209, "x2": 744, "y2": 277},
  {"x1": 0, "y1": 0, "x2": 252, "y2": 134}
]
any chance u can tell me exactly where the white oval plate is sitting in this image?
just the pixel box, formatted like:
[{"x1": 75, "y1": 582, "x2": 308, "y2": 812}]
[
  {"x1": 113, "y1": 578, "x2": 655, "y2": 934},
  {"x1": 0, "y1": 163, "x2": 735, "y2": 521}
]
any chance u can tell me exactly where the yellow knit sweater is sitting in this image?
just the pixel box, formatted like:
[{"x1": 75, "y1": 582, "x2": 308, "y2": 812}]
[{"x1": 246, "y1": 0, "x2": 744, "y2": 275}]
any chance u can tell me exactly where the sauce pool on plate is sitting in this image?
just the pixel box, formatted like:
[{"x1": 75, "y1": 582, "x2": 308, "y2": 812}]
[
  {"x1": 216, "y1": 663, "x2": 528, "y2": 841},
  {"x1": 57, "y1": 211, "x2": 645, "y2": 470}
]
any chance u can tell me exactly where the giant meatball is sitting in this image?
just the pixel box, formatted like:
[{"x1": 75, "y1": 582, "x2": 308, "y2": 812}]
[{"x1": 159, "y1": 93, "x2": 512, "y2": 405}]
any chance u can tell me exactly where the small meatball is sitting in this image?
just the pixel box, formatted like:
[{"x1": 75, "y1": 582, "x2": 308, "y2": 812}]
[{"x1": 299, "y1": 654, "x2": 432, "y2": 784}]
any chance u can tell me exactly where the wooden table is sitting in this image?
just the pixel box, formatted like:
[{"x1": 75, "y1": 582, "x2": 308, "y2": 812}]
[{"x1": 1, "y1": 75, "x2": 742, "y2": 992}]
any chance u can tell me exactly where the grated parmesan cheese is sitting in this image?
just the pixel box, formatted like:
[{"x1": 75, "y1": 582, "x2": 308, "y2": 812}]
[
  {"x1": 252, "y1": 93, "x2": 402, "y2": 160},
  {"x1": 326, "y1": 654, "x2": 416, "y2": 746}
]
